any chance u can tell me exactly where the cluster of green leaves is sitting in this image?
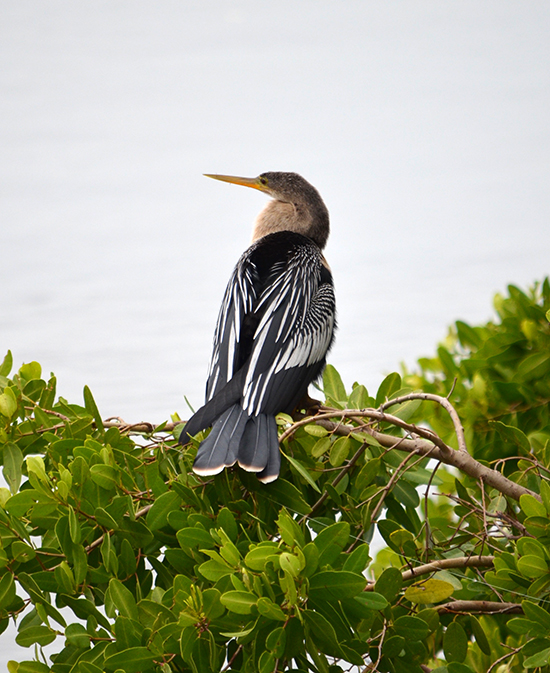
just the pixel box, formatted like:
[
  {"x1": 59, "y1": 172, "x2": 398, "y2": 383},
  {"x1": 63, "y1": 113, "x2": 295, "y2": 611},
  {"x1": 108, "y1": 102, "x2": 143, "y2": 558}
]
[{"x1": 0, "y1": 279, "x2": 549, "y2": 673}]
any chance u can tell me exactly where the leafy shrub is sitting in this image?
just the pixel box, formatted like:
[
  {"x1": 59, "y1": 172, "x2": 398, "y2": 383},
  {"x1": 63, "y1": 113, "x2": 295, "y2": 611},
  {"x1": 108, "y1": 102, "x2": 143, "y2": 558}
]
[{"x1": 0, "y1": 279, "x2": 549, "y2": 672}]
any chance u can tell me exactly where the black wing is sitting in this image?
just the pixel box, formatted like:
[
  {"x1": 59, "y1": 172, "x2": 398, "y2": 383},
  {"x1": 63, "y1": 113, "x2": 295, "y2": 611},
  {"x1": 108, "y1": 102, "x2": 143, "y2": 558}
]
[
  {"x1": 240, "y1": 242, "x2": 335, "y2": 415},
  {"x1": 185, "y1": 233, "x2": 335, "y2": 439}
]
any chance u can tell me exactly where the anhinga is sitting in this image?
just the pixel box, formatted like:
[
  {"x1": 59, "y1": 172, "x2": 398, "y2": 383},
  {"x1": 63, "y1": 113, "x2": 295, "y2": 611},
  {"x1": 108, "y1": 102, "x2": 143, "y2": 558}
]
[{"x1": 180, "y1": 172, "x2": 336, "y2": 483}]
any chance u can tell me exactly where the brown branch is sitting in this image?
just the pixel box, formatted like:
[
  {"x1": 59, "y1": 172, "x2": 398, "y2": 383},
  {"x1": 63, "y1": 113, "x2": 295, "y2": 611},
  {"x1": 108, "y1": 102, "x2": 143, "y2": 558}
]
[
  {"x1": 378, "y1": 392, "x2": 467, "y2": 453},
  {"x1": 365, "y1": 556, "x2": 494, "y2": 590},
  {"x1": 104, "y1": 408, "x2": 538, "y2": 503},
  {"x1": 280, "y1": 408, "x2": 452, "y2": 455},
  {"x1": 436, "y1": 600, "x2": 522, "y2": 614},
  {"x1": 310, "y1": 415, "x2": 538, "y2": 503},
  {"x1": 486, "y1": 646, "x2": 523, "y2": 673},
  {"x1": 401, "y1": 555, "x2": 494, "y2": 582}
]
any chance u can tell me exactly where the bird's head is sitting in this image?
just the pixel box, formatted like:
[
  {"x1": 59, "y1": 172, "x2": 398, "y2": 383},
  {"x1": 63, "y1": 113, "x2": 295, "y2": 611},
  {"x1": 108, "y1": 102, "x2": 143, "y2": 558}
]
[{"x1": 204, "y1": 172, "x2": 330, "y2": 249}]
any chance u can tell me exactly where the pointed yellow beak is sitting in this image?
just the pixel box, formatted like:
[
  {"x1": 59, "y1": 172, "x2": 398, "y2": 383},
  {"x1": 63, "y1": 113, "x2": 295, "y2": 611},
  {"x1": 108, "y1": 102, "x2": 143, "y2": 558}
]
[{"x1": 204, "y1": 174, "x2": 269, "y2": 194}]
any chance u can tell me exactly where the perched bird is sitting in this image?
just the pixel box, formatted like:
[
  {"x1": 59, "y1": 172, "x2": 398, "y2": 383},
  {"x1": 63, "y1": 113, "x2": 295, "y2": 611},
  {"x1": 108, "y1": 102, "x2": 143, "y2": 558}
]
[{"x1": 180, "y1": 172, "x2": 336, "y2": 483}]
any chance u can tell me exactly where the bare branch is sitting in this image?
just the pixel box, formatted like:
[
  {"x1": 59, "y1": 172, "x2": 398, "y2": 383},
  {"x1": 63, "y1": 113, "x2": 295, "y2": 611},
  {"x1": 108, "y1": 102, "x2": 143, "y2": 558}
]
[
  {"x1": 436, "y1": 600, "x2": 522, "y2": 614},
  {"x1": 401, "y1": 555, "x2": 494, "y2": 582},
  {"x1": 365, "y1": 556, "x2": 494, "y2": 590}
]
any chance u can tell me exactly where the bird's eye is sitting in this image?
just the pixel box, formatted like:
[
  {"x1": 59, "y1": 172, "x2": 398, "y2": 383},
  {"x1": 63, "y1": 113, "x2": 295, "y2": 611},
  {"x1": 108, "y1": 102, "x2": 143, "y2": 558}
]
[{"x1": 259, "y1": 176, "x2": 268, "y2": 186}]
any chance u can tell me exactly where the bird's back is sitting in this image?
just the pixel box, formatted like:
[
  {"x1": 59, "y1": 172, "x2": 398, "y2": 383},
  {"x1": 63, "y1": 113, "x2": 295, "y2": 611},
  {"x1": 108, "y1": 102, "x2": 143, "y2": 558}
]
[{"x1": 181, "y1": 231, "x2": 335, "y2": 482}]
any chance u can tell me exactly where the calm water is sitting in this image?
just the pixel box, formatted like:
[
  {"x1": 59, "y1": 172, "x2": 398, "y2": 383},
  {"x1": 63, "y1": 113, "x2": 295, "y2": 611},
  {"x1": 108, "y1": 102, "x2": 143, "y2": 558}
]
[{"x1": 1, "y1": 0, "x2": 550, "y2": 664}]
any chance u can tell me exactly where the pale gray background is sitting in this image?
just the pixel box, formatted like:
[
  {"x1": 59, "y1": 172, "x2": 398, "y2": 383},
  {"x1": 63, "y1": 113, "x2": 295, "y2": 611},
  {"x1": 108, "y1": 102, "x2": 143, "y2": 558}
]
[{"x1": 1, "y1": 0, "x2": 549, "y2": 665}]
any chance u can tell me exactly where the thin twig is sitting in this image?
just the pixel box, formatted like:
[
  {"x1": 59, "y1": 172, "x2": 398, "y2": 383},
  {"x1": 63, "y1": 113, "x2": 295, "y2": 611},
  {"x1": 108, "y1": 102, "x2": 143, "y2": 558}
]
[{"x1": 486, "y1": 646, "x2": 522, "y2": 673}]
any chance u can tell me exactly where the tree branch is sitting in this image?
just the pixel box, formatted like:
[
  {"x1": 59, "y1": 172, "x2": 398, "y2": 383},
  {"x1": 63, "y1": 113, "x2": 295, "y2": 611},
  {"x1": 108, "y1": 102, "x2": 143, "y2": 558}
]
[
  {"x1": 436, "y1": 600, "x2": 522, "y2": 614},
  {"x1": 365, "y1": 556, "x2": 494, "y2": 590},
  {"x1": 378, "y1": 391, "x2": 467, "y2": 453},
  {"x1": 308, "y1": 412, "x2": 538, "y2": 503},
  {"x1": 401, "y1": 555, "x2": 494, "y2": 582}
]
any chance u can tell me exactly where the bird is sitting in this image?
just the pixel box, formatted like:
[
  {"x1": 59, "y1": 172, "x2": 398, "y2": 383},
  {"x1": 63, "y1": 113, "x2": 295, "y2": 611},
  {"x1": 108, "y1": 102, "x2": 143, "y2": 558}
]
[{"x1": 179, "y1": 172, "x2": 336, "y2": 483}]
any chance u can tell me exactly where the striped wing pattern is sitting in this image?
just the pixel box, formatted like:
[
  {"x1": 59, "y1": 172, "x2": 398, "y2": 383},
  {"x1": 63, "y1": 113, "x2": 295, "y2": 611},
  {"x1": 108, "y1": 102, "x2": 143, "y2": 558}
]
[{"x1": 206, "y1": 237, "x2": 335, "y2": 416}]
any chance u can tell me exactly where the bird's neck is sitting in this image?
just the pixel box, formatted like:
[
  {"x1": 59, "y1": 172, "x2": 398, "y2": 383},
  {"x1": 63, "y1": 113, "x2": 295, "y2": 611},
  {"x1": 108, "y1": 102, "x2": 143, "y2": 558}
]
[{"x1": 252, "y1": 199, "x2": 329, "y2": 249}]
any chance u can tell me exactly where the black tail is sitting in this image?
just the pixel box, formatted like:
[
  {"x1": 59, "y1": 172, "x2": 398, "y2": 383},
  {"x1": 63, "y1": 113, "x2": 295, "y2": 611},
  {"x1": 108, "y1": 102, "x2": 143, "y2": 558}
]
[
  {"x1": 238, "y1": 414, "x2": 280, "y2": 483},
  {"x1": 189, "y1": 405, "x2": 281, "y2": 482},
  {"x1": 179, "y1": 369, "x2": 247, "y2": 443},
  {"x1": 192, "y1": 405, "x2": 249, "y2": 476}
]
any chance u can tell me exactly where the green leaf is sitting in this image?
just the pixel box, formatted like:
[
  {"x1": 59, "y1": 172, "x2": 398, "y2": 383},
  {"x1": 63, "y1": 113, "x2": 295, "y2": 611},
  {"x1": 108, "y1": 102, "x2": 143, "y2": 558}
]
[
  {"x1": 0, "y1": 573, "x2": 16, "y2": 608},
  {"x1": 392, "y1": 479, "x2": 420, "y2": 508},
  {"x1": 180, "y1": 625, "x2": 198, "y2": 663},
  {"x1": 309, "y1": 570, "x2": 366, "y2": 600},
  {"x1": 177, "y1": 526, "x2": 216, "y2": 549},
  {"x1": 342, "y1": 543, "x2": 371, "y2": 574},
  {"x1": 348, "y1": 383, "x2": 371, "y2": 409},
  {"x1": 303, "y1": 609, "x2": 343, "y2": 659},
  {"x1": 216, "y1": 507, "x2": 238, "y2": 541},
  {"x1": 303, "y1": 424, "x2": 328, "y2": 437},
  {"x1": 258, "y1": 651, "x2": 276, "y2": 673},
  {"x1": 540, "y1": 480, "x2": 550, "y2": 516},
  {"x1": 375, "y1": 567, "x2": 403, "y2": 601},
  {"x1": 282, "y1": 451, "x2": 321, "y2": 492},
  {"x1": 329, "y1": 436, "x2": 351, "y2": 467},
  {"x1": 2, "y1": 442, "x2": 23, "y2": 494},
  {"x1": 354, "y1": 592, "x2": 388, "y2": 610},
  {"x1": 220, "y1": 591, "x2": 257, "y2": 614},
  {"x1": 455, "y1": 320, "x2": 482, "y2": 348},
  {"x1": 0, "y1": 350, "x2": 13, "y2": 377},
  {"x1": 15, "y1": 626, "x2": 56, "y2": 647},
  {"x1": 323, "y1": 365, "x2": 347, "y2": 404},
  {"x1": 262, "y1": 479, "x2": 311, "y2": 515},
  {"x1": 266, "y1": 626, "x2": 286, "y2": 657},
  {"x1": 517, "y1": 554, "x2": 548, "y2": 578},
  {"x1": 447, "y1": 663, "x2": 476, "y2": 673},
  {"x1": 14, "y1": 663, "x2": 51, "y2": 673},
  {"x1": 68, "y1": 505, "x2": 81, "y2": 544},
  {"x1": 108, "y1": 578, "x2": 138, "y2": 621},
  {"x1": 146, "y1": 491, "x2": 183, "y2": 531},
  {"x1": 19, "y1": 361, "x2": 41, "y2": 381},
  {"x1": 375, "y1": 372, "x2": 401, "y2": 407},
  {"x1": 524, "y1": 647, "x2": 550, "y2": 668},
  {"x1": 89, "y1": 464, "x2": 118, "y2": 490},
  {"x1": 404, "y1": 579, "x2": 455, "y2": 605},
  {"x1": 257, "y1": 597, "x2": 286, "y2": 622},
  {"x1": 492, "y1": 420, "x2": 531, "y2": 453},
  {"x1": 198, "y1": 559, "x2": 234, "y2": 581},
  {"x1": 443, "y1": 621, "x2": 468, "y2": 663},
  {"x1": 470, "y1": 615, "x2": 491, "y2": 655},
  {"x1": 83, "y1": 385, "x2": 104, "y2": 433},
  {"x1": 389, "y1": 396, "x2": 422, "y2": 422},
  {"x1": 520, "y1": 493, "x2": 547, "y2": 518},
  {"x1": 245, "y1": 544, "x2": 281, "y2": 571},
  {"x1": 65, "y1": 623, "x2": 90, "y2": 649},
  {"x1": 313, "y1": 521, "x2": 350, "y2": 566},
  {"x1": 0, "y1": 388, "x2": 17, "y2": 419},
  {"x1": 277, "y1": 509, "x2": 305, "y2": 548},
  {"x1": 523, "y1": 601, "x2": 550, "y2": 630},
  {"x1": 393, "y1": 615, "x2": 430, "y2": 642},
  {"x1": 310, "y1": 436, "x2": 332, "y2": 458},
  {"x1": 104, "y1": 647, "x2": 156, "y2": 672}
]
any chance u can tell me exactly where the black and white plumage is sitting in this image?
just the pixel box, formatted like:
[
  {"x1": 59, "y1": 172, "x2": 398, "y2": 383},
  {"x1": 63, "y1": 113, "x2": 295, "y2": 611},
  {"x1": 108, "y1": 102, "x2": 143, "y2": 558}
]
[{"x1": 180, "y1": 172, "x2": 336, "y2": 483}]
